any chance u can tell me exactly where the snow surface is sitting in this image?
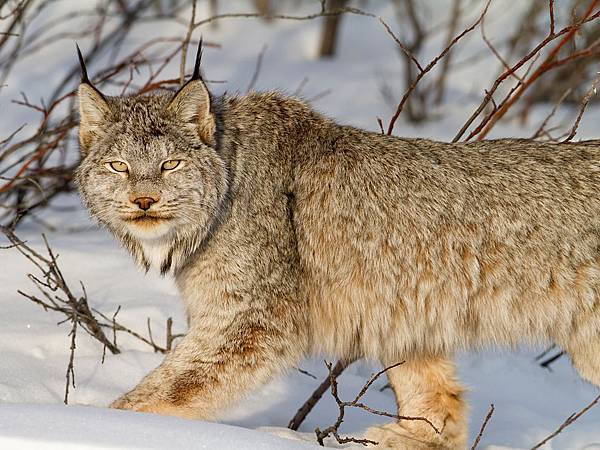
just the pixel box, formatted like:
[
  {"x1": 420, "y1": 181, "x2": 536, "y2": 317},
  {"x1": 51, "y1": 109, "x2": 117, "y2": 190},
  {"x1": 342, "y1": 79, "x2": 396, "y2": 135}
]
[
  {"x1": 1, "y1": 0, "x2": 600, "y2": 449},
  {"x1": 0, "y1": 404, "x2": 318, "y2": 450}
]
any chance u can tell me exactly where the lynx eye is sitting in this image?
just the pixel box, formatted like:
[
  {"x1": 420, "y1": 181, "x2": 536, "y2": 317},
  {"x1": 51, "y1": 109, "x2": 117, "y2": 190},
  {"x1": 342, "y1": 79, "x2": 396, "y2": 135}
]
[
  {"x1": 161, "y1": 160, "x2": 181, "y2": 171},
  {"x1": 106, "y1": 161, "x2": 129, "y2": 173}
]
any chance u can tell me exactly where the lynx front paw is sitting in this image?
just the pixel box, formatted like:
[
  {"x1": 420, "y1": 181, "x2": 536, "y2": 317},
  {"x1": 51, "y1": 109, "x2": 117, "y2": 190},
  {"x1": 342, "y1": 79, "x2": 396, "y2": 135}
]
[
  {"x1": 110, "y1": 393, "x2": 202, "y2": 419},
  {"x1": 110, "y1": 394, "x2": 147, "y2": 411},
  {"x1": 110, "y1": 391, "x2": 161, "y2": 411}
]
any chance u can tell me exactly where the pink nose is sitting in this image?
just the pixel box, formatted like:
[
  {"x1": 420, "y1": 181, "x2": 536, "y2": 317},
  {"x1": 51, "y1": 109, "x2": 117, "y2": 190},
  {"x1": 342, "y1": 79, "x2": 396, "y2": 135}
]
[{"x1": 132, "y1": 196, "x2": 158, "y2": 211}]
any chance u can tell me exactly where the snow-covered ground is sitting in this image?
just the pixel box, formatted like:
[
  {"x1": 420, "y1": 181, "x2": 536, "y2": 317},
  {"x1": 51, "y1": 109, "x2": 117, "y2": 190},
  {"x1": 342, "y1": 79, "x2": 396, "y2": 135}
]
[{"x1": 1, "y1": 0, "x2": 600, "y2": 449}]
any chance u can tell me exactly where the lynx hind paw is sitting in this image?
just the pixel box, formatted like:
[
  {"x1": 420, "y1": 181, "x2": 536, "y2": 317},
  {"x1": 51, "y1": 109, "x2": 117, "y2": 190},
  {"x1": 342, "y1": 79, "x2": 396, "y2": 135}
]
[{"x1": 365, "y1": 423, "x2": 452, "y2": 450}]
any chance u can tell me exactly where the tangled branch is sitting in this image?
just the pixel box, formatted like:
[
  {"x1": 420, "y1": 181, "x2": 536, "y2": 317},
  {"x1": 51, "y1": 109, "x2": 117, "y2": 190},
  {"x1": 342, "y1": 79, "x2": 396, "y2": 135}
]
[
  {"x1": 0, "y1": 226, "x2": 184, "y2": 402},
  {"x1": 314, "y1": 361, "x2": 440, "y2": 447}
]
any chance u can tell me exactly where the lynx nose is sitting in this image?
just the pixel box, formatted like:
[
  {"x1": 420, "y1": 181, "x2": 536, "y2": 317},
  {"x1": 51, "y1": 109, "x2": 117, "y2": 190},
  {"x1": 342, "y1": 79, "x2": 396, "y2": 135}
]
[{"x1": 131, "y1": 196, "x2": 159, "y2": 211}]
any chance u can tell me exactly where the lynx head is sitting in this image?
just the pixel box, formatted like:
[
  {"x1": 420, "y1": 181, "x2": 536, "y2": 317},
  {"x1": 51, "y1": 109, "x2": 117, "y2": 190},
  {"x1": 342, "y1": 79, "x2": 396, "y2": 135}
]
[{"x1": 74, "y1": 42, "x2": 228, "y2": 274}]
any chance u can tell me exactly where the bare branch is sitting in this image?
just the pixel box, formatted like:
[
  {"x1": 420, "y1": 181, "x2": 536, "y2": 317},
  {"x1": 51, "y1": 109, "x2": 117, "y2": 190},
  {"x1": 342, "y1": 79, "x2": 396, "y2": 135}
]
[
  {"x1": 386, "y1": 0, "x2": 492, "y2": 135},
  {"x1": 530, "y1": 395, "x2": 600, "y2": 450},
  {"x1": 433, "y1": 0, "x2": 462, "y2": 104},
  {"x1": 0, "y1": 227, "x2": 184, "y2": 359},
  {"x1": 531, "y1": 87, "x2": 572, "y2": 140},
  {"x1": 246, "y1": 44, "x2": 268, "y2": 92},
  {"x1": 314, "y1": 361, "x2": 440, "y2": 446},
  {"x1": 454, "y1": 1, "x2": 600, "y2": 142},
  {"x1": 179, "y1": 0, "x2": 197, "y2": 86},
  {"x1": 288, "y1": 359, "x2": 350, "y2": 431},
  {"x1": 470, "y1": 404, "x2": 495, "y2": 450},
  {"x1": 562, "y1": 73, "x2": 600, "y2": 142},
  {"x1": 549, "y1": 0, "x2": 555, "y2": 36},
  {"x1": 64, "y1": 313, "x2": 77, "y2": 404}
]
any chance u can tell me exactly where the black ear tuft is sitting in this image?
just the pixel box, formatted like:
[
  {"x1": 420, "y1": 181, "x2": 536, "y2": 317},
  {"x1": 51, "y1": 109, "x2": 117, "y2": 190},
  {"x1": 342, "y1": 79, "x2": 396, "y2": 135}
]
[
  {"x1": 76, "y1": 43, "x2": 90, "y2": 84},
  {"x1": 76, "y1": 43, "x2": 107, "y2": 101},
  {"x1": 166, "y1": 37, "x2": 214, "y2": 145},
  {"x1": 76, "y1": 44, "x2": 112, "y2": 154},
  {"x1": 191, "y1": 37, "x2": 203, "y2": 81}
]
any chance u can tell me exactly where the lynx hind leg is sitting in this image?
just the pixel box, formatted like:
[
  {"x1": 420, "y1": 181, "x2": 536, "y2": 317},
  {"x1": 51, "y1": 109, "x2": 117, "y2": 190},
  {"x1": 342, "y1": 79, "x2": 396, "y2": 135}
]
[
  {"x1": 565, "y1": 331, "x2": 600, "y2": 388},
  {"x1": 365, "y1": 357, "x2": 468, "y2": 450}
]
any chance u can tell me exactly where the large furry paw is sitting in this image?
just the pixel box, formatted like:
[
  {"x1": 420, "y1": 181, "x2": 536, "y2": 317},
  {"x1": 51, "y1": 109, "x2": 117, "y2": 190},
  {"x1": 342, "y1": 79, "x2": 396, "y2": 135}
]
[
  {"x1": 110, "y1": 394, "x2": 146, "y2": 411},
  {"x1": 110, "y1": 397, "x2": 131, "y2": 409},
  {"x1": 110, "y1": 394, "x2": 200, "y2": 419},
  {"x1": 110, "y1": 392, "x2": 161, "y2": 412},
  {"x1": 365, "y1": 423, "x2": 462, "y2": 450}
]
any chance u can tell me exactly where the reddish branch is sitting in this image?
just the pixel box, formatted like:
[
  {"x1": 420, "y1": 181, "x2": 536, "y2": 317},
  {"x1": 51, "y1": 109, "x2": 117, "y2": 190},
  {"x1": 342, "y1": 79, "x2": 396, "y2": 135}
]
[
  {"x1": 475, "y1": 0, "x2": 600, "y2": 140},
  {"x1": 454, "y1": 1, "x2": 600, "y2": 142},
  {"x1": 0, "y1": 2, "x2": 417, "y2": 228}
]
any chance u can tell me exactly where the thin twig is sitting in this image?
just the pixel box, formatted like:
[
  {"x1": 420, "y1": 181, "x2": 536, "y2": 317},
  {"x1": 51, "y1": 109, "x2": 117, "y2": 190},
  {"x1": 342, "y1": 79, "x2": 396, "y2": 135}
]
[
  {"x1": 386, "y1": 0, "x2": 492, "y2": 135},
  {"x1": 530, "y1": 395, "x2": 600, "y2": 450},
  {"x1": 562, "y1": 73, "x2": 600, "y2": 142},
  {"x1": 296, "y1": 367, "x2": 318, "y2": 380},
  {"x1": 288, "y1": 360, "x2": 350, "y2": 431},
  {"x1": 539, "y1": 351, "x2": 566, "y2": 370},
  {"x1": 531, "y1": 88, "x2": 572, "y2": 140},
  {"x1": 179, "y1": 0, "x2": 197, "y2": 86},
  {"x1": 433, "y1": 0, "x2": 462, "y2": 104},
  {"x1": 64, "y1": 310, "x2": 77, "y2": 404},
  {"x1": 549, "y1": 0, "x2": 555, "y2": 36},
  {"x1": 470, "y1": 404, "x2": 495, "y2": 450},
  {"x1": 246, "y1": 44, "x2": 267, "y2": 92}
]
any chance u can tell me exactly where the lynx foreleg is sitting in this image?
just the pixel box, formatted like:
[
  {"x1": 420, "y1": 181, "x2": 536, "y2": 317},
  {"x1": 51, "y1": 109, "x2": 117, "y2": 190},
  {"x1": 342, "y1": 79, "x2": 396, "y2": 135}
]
[{"x1": 110, "y1": 318, "x2": 303, "y2": 419}]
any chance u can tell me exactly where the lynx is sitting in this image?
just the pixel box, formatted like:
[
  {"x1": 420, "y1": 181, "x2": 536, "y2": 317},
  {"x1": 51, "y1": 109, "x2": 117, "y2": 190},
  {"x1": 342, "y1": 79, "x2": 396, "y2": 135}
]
[{"x1": 75, "y1": 42, "x2": 600, "y2": 449}]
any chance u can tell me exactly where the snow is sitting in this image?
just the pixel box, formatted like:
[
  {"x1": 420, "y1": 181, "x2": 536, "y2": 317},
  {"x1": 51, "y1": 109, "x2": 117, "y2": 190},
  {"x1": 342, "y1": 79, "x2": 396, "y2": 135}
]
[
  {"x1": 0, "y1": 404, "x2": 318, "y2": 450},
  {"x1": 1, "y1": 0, "x2": 600, "y2": 449}
]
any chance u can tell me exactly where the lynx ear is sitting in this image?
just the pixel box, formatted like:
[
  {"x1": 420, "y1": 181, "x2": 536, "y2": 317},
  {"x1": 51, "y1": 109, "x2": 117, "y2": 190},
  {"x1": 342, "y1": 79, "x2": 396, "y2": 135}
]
[
  {"x1": 78, "y1": 84, "x2": 111, "y2": 153},
  {"x1": 165, "y1": 39, "x2": 215, "y2": 145},
  {"x1": 166, "y1": 80, "x2": 215, "y2": 145},
  {"x1": 76, "y1": 45, "x2": 111, "y2": 155}
]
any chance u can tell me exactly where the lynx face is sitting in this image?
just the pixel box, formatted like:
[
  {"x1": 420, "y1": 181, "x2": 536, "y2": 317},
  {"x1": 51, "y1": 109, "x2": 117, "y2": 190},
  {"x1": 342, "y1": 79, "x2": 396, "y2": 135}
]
[{"x1": 75, "y1": 81, "x2": 228, "y2": 272}]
